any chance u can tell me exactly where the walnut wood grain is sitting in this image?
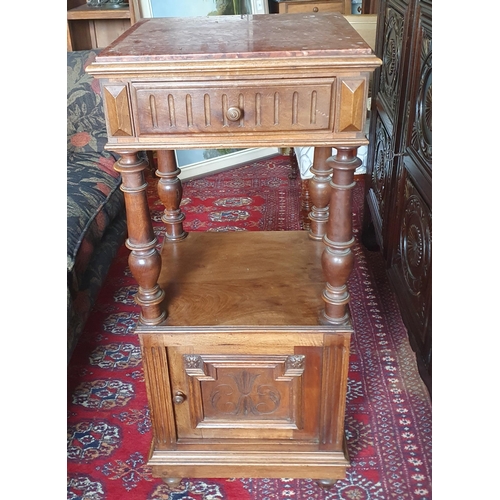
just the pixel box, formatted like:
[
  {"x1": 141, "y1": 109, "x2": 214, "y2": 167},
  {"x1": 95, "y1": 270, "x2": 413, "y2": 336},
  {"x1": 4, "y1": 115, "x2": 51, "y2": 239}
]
[
  {"x1": 321, "y1": 147, "x2": 361, "y2": 324},
  {"x1": 157, "y1": 231, "x2": 328, "y2": 326},
  {"x1": 140, "y1": 326, "x2": 350, "y2": 478},
  {"x1": 113, "y1": 151, "x2": 166, "y2": 325},
  {"x1": 308, "y1": 147, "x2": 333, "y2": 240},
  {"x1": 156, "y1": 150, "x2": 186, "y2": 241}
]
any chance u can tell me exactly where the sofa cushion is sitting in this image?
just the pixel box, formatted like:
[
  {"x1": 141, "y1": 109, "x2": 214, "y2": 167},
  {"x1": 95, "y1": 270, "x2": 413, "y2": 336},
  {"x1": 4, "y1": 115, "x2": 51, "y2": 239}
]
[
  {"x1": 67, "y1": 150, "x2": 123, "y2": 276},
  {"x1": 67, "y1": 49, "x2": 110, "y2": 155},
  {"x1": 67, "y1": 209, "x2": 127, "y2": 362},
  {"x1": 67, "y1": 49, "x2": 125, "y2": 276}
]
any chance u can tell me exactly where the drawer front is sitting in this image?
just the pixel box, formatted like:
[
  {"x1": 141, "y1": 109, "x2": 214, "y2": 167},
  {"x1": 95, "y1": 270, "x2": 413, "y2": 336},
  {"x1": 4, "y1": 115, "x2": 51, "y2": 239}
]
[
  {"x1": 131, "y1": 79, "x2": 335, "y2": 136},
  {"x1": 285, "y1": 2, "x2": 344, "y2": 14}
]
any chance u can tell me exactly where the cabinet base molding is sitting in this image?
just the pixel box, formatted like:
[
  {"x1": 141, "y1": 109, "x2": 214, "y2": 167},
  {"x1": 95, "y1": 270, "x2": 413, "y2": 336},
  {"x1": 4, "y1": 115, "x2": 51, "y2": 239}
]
[{"x1": 149, "y1": 445, "x2": 350, "y2": 480}]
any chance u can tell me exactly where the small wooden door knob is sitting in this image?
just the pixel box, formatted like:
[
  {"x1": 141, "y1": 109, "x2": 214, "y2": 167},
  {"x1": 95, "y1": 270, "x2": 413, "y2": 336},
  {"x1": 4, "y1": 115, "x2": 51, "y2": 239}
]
[
  {"x1": 173, "y1": 391, "x2": 187, "y2": 404},
  {"x1": 226, "y1": 107, "x2": 242, "y2": 121}
]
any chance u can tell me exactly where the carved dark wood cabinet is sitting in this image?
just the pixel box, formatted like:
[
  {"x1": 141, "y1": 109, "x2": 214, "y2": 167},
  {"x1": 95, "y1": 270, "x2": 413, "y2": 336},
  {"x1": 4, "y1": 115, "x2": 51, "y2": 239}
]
[{"x1": 363, "y1": 0, "x2": 432, "y2": 387}]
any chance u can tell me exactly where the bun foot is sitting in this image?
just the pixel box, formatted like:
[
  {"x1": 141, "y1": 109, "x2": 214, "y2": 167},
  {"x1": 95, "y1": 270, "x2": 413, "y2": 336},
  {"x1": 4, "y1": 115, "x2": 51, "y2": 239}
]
[
  {"x1": 316, "y1": 479, "x2": 336, "y2": 489},
  {"x1": 162, "y1": 477, "x2": 182, "y2": 488}
]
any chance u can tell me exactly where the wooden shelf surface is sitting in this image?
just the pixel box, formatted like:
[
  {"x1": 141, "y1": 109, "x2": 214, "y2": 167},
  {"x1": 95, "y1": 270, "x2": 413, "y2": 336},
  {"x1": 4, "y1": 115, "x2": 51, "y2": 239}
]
[
  {"x1": 155, "y1": 231, "x2": 333, "y2": 328},
  {"x1": 67, "y1": 4, "x2": 131, "y2": 21}
]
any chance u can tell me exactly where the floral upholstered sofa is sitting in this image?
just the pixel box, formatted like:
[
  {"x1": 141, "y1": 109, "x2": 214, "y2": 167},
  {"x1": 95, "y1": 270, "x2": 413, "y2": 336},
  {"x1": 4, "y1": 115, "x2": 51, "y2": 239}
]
[{"x1": 67, "y1": 49, "x2": 127, "y2": 362}]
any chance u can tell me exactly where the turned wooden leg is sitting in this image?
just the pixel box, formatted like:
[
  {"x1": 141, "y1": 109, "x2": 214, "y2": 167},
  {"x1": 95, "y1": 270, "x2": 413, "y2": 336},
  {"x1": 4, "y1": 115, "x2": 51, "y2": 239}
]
[
  {"x1": 308, "y1": 147, "x2": 333, "y2": 240},
  {"x1": 156, "y1": 149, "x2": 187, "y2": 241},
  {"x1": 162, "y1": 477, "x2": 183, "y2": 488},
  {"x1": 320, "y1": 147, "x2": 361, "y2": 325},
  {"x1": 114, "y1": 151, "x2": 167, "y2": 325}
]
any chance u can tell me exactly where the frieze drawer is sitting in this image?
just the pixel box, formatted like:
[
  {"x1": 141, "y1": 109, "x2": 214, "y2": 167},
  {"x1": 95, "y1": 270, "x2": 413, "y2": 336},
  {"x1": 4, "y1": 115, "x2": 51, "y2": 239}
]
[{"x1": 129, "y1": 79, "x2": 336, "y2": 136}]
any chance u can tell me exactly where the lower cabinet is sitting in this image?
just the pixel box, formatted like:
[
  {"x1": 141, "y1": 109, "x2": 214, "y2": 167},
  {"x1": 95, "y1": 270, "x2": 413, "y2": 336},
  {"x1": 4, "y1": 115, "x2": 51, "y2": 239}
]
[{"x1": 139, "y1": 327, "x2": 351, "y2": 481}]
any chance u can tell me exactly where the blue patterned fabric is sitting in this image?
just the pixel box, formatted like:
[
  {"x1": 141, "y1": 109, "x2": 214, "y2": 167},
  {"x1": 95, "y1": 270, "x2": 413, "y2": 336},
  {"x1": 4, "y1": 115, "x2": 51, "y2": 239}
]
[{"x1": 67, "y1": 50, "x2": 127, "y2": 362}]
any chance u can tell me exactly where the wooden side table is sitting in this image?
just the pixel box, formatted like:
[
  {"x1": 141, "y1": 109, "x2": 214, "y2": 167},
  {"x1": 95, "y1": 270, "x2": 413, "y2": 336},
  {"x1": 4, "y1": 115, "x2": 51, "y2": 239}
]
[
  {"x1": 87, "y1": 13, "x2": 380, "y2": 486},
  {"x1": 270, "y1": 0, "x2": 351, "y2": 15}
]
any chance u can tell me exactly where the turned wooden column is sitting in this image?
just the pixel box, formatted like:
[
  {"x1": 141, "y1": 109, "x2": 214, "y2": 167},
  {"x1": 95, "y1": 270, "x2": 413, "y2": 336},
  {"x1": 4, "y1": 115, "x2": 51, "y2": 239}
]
[
  {"x1": 114, "y1": 151, "x2": 166, "y2": 325},
  {"x1": 308, "y1": 147, "x2": 333, "y2": 240},
  {"x1": 156, "y1": 150, "x2": 187, "y2": 241},
  {"x1": 321, "y1": 147, "x2": 361, "y2": 324}
]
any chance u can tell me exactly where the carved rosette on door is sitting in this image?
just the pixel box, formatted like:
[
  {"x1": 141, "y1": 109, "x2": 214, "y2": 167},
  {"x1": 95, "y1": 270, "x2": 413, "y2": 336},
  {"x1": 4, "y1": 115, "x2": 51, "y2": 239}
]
[{"x1": 397, "y1": 179, "x2": 431, "y2": 303}]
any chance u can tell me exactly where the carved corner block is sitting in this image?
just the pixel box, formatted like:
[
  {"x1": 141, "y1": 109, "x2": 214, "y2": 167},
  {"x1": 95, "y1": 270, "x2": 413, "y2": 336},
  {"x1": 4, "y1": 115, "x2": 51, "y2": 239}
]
[
  {"x1": 337, "y1": 79, "x2": 366, "y2": 133},
  {"x1": 103, "y1": 84, "x2": 133, "y2": 137}
]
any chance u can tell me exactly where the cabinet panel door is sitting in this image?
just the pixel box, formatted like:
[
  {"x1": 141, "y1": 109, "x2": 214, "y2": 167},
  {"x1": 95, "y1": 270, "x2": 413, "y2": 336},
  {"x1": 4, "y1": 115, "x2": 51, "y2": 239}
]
[
  {"x1": 366, "y1": 113, "x2": 395, "y2": 249},
  {"x1": 168, "y1": 346, "x2": 323, "y2": 442},
  {"x1": 388, "y1": 0, "x2": 432, "y2": 371},
  {"x1": 175, "y1": 353, "x2": 312, "y2": 439},
  {"x1": 140, "y1": 331, "x2": 351, "y2": 451},
  {"x1": 365, "y1": 0, "x2": 414, "y2": 255},
  {"x1": 364, "y1": 0, "x2": 431, "y2": 385},
  {"x1": 389, "y1": 172, "x2": 431, "y2": 365}
]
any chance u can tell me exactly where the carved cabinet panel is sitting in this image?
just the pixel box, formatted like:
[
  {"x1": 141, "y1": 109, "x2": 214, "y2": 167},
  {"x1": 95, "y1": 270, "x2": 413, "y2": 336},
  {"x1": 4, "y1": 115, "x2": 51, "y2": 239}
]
[
  {"x1": 365, "y1": 0, "x2": 413, "y2": 255},
  {"x1": 140, "y1": 330, "x2": 351, "y2": 452},
  {"x1": 364, "y1": 0, "x2": 432, "y2": 386}
]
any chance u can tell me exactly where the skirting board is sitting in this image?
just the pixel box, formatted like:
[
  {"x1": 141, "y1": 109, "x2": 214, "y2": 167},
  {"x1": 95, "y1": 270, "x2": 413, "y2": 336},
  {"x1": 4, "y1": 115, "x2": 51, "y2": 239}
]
[
  {"x1": 294, "y1": 146, "x2": 368, "y2": 179},
  {"x1": 178, "y1": 148, "x2": 280, "y2": 181}
]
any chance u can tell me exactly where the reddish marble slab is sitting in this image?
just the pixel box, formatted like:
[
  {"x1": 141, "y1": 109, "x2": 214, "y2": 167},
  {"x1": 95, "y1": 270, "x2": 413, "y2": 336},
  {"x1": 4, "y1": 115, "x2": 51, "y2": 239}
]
[{"x1": 96, "y1": 13, "x2": 372, "y2": 62}]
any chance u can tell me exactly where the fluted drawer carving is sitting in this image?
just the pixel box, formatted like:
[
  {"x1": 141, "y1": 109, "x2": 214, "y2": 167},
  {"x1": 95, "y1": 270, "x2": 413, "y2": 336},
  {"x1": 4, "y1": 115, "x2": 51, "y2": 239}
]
[{"x1": 131, "y1": 79, "x2": 335, "y2": 135}]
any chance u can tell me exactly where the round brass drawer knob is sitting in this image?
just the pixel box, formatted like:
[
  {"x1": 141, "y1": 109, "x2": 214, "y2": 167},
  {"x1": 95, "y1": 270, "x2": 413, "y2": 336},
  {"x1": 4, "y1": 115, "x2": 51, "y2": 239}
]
[
  {"x1": 173, "y1": 391, "x2": 187, "y2": 405},
  {"x1": 313, "y1": 7, "x2": 319, "y2": 12},
  {"x1": 226, "y1": 107, "x2": 242, "y2": 121}
]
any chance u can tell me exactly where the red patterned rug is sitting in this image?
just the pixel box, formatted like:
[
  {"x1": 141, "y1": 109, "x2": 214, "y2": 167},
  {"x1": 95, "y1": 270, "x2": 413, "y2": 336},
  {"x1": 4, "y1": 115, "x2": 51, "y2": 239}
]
[{"x1": 67, "y1": 155, "x2": 431, "y2": 499}]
